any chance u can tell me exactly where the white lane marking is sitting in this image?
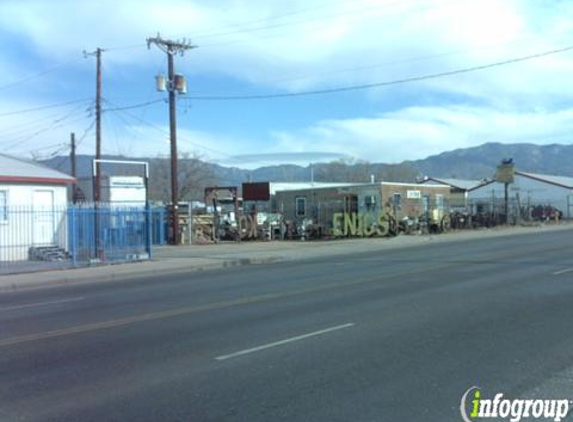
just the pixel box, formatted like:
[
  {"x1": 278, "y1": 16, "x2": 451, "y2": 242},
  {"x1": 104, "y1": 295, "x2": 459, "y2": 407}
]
[
  {"x1": 553, "y1": 268, "x2": 573, "y2": 276},
  {"x1": 0, "y1": 297, "x2": 85, "y2": 312},
  {"x1": 215, "y1": 322, "x2": 355, "y2": 361}
]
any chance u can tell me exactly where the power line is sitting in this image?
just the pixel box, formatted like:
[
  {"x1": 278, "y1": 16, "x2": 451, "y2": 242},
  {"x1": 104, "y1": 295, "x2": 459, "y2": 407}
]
[
  {"x1": 100, "y1": 1, "x2": 362, "y2": 52},
  {"x1": 4, "y1": 113, "x2": 92, "y2": 152},
  {"x1": 35, "y1": 118, "x2": 96, "y2": 170},
  {"x1": 75, "y1": 118, "x2": 96, "y2": 148},
  {"x1": 256, "y1": 34, "x2": 562, "y2": 87},
  {"x1": 0, "y1": 60, "x2": 80, "y2": 92},
  {"x1": 193, "y1": 0, "x2": 426, "y2": 44},
  {"x1": 0, "y1": 98, "x2": 91, "y2": 118},
  {"x1": 0, "y1": 103, "x2": 90, "y2": 139},
  {"x1": 184, "y1": 44, "x2": 573, "y2": 101},
  {"x1": 104, "y1": 99, "x2": 232, "y2": 159},
  {"x1": 2, "y1": 102, "x2": 92, "y2": 150},
  {"x1": 104, "y1": 102, "x2": 316, "y2": 168},
  {"x1": 103, "y1": 100, "x2": 153, "y2": 151},
  {"x1": 174, "y1": 0, "x2": 340, "y2": 39},
  {"x1": 103, "y1": 98, "x2": 165, "y2": 112},
  {"x1": 99, "y1": 0, "x2": 425, "y2": 53}
]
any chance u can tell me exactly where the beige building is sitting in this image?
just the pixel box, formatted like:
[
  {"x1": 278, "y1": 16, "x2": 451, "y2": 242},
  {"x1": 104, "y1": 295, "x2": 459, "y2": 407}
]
[{"x1": 276, "y1": 182, "x2": 450, "y2": 235}]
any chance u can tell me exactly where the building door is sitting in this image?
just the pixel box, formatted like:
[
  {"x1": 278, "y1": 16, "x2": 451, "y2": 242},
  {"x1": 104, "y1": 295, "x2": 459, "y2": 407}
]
[
  {"x1": 421, "y1": 195, "x2": 431, "y2": 220},
  {"x1": 344, "y1": 195, "x2": 358, "y2": 213},
  {"x1": 33, "y1": 190, "x2": 55, "y2": 245}
]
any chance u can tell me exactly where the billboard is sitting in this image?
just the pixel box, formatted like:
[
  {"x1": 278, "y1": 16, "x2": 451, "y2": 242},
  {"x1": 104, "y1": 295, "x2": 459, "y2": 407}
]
[
  {"x1": 242, "y1": 182, "x2": 271, "y2": 201},
  {"x1": 496, "y1": 163, "x2": 515, "y2": 184}
]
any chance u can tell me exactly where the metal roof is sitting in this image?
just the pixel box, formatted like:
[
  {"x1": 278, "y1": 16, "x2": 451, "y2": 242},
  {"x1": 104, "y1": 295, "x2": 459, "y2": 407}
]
[
  {"x1": 0, "y1": 154, "x2": 75, "y2": 184},
  {"x1": 274, "y1": 181, "x2": 449, "y2": 194},
  {"x1": 269, "y1": 182, "x2": 360, "y2": 195},
  {"x1": 421, "y1": 177, "x2": 485, "y2": 191},
  {"x1": 516, "y1": 171, "x2": 573, "y2": 189},
  {"x1": 380, "y1": 181, "x2": 448, "y2": 188}
]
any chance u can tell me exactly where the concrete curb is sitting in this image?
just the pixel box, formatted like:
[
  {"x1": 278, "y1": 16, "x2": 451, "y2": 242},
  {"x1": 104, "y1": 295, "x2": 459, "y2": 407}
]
[
  {"x1": 0, "y1": 257, "x2": 282, "y2": 292},
  {"x1": 1, "y1": 223, "x2": 572, "y2": 292}
]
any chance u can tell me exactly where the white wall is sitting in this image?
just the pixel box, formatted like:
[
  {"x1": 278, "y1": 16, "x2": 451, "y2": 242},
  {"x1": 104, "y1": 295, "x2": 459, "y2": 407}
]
[
  {"x1": 0, "y1": 184, "x2": 69, "y2": 261},
  {"x1": 468, "y1": 175, "x2": 573, "y2": 217}
]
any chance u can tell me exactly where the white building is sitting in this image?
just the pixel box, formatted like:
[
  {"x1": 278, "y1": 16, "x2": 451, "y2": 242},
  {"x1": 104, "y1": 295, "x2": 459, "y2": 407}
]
[
  {"x1": 0, "y1": 154, "x2": 75, "y2": 261},
  {"x1": 468, "y1": 171, "x2": 573, "y2": 218}
]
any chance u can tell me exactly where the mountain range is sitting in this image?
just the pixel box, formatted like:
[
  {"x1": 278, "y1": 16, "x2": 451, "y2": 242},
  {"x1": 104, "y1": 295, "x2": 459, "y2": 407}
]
[{"x1": 39, "y1": 142, "x2": 573, "y2": 198}]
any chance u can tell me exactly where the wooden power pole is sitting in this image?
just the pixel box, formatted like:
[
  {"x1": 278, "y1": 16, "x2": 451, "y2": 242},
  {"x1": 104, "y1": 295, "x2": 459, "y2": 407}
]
[
  {"x1": 147, "y1": 34, "x2": 195, "y2": 245},
  {"x1": 95, "y1": 47, "x2": 102, "y2": 204},
  {"x1": 84, "y1": 47, "x2": 103, "y2": 203},
  {"x1": 70, "y1": 132, "x2": 77, "y2": 204},
  {"x1": 84, "y1": 48, "x2": 104, "y2": 258}
]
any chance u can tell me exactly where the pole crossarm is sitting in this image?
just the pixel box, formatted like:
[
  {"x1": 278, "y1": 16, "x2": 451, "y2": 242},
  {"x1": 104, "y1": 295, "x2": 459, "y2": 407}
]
[{"x1": 146, "y1": 34, "x2": 196, "y2": 55}]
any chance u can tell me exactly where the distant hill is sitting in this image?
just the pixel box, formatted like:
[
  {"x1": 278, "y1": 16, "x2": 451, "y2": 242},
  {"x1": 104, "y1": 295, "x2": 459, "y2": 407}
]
[
  {"x1": 404, "y1": 142, "x2": 573, "y2": 179},
  {"x1": 39, "y1": 143, "x2": 573, "y2": 198}
]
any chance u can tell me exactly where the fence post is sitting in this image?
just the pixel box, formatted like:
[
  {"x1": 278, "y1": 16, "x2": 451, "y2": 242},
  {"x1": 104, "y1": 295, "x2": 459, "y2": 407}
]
[
  {"x1": 159, "y1": 208, "x2": 166, "y2": 245},
  {"x1": 146, "y1": 205, "x2": 153, "y2": 259},
  {"x1": 70, "y1": 205, "x2": 77, "y2": 267}
]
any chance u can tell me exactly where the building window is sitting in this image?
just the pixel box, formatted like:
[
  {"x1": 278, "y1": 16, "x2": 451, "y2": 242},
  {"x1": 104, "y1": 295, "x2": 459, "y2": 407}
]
[
  {"x1": 436, "y1": 194, "x2": 444, "y2": 209},
  {"x1": 392, "y1": 193, "x2": 402, "y2": 211},
  {"x1": 0, "y1": 190, "x2": 6, "y2": 222},
  {"x1": 364, "y1": 195, "x2": 376, "y2": 211},
  {"x1": 422, "y1": 195, "x2": 430, "y2": 213},
  {"x1": 295, "y1": 197, "x2": 306, "y2": 217}
]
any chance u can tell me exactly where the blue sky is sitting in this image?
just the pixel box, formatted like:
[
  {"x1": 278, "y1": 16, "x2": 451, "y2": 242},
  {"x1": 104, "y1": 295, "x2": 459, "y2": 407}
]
[{"x1": 0, "y1": 0, "x2": 572, "y2": 169}]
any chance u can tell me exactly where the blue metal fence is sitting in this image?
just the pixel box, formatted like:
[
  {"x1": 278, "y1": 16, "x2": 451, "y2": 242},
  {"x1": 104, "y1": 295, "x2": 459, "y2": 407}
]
[
  {"x1": 0, "y1": 205, "x2": 167, "y2": 275},
  {"x1": 67, "y1": 205, "x2": 153, "y2": 263},
  {"x1": 152, "y1": 207, "x2": 167, "y2": 246}
]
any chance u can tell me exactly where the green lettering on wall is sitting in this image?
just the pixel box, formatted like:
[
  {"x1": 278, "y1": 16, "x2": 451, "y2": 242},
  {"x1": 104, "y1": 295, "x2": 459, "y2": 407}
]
[
  {"x1": 332, "y1": 213, "x2": 343, "y2": 236},
  {"x1": 344, "y1": 213, "x2": 357, "y2": 236},
  {"x1": 333, "y1": 212, "x2": 391, "y2": 237}
]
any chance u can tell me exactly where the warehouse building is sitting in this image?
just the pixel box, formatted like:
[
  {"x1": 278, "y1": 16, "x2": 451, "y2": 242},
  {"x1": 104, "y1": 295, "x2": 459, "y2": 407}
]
[{"x1": 468, "y1": 170, "x2": 573, "y2": 218}]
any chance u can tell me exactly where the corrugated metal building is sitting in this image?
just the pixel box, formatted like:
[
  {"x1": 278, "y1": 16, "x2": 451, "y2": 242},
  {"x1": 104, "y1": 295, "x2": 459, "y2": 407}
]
[{"x1": 468, "y1": 171, "x2": 573, "y2": 218}]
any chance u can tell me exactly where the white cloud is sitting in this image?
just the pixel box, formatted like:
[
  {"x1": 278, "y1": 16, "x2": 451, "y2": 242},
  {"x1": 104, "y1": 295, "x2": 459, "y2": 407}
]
[
  {"x1": 268, "y1": 106, "x2": 573, "y2": 163},
  {"x1": 1, "y1": 0, "x2": 573, "y2": 167},
  {"x1": 1, "y1": 0, "x2": 570, "y2": 97}
]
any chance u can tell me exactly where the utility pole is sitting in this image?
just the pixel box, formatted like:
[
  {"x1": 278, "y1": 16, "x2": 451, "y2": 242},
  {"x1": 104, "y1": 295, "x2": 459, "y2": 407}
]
[
  {"x1": 84, "y1": 48, "x2": 104, "y2": 259},
  {"x1": 95, "y1": 48, "x2": 103, "y2": 204},
  {"x1": 147, "y1": 34, "x2": 195, "y2": 245},
  {"x1": 84, "y1": 48, "x2": 103, "y2": 203},
  {"x1": 70, "y1": 132, "x2": 77, "y2": 204}
]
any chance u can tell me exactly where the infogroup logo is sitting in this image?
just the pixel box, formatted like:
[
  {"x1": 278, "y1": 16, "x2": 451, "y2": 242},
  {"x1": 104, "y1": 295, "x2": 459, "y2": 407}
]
[{"x1": 460, "y1": 386, "x2": 570, "y2": 422}]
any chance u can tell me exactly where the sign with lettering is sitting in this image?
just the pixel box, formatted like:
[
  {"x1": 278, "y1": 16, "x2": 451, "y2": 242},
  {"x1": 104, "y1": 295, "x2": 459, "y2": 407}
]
[
  {"x1": 407, "y1": 190, "x2": 421, "y2": 199},
  {"x1": 332, "y1": 212, "x2": 391, "y2": 237},
  {"x1": 496, "y1": 163, "x2": 515, "y2": 184},
  {"x1": 109, "y1": 176, "x2": 145, "y2": 206}
]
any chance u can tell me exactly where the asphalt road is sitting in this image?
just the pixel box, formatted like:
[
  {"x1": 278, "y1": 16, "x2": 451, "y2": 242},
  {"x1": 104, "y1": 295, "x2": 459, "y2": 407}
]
[{"x1": 1, "y1": 230, "x2": 573, "y2": 421}]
